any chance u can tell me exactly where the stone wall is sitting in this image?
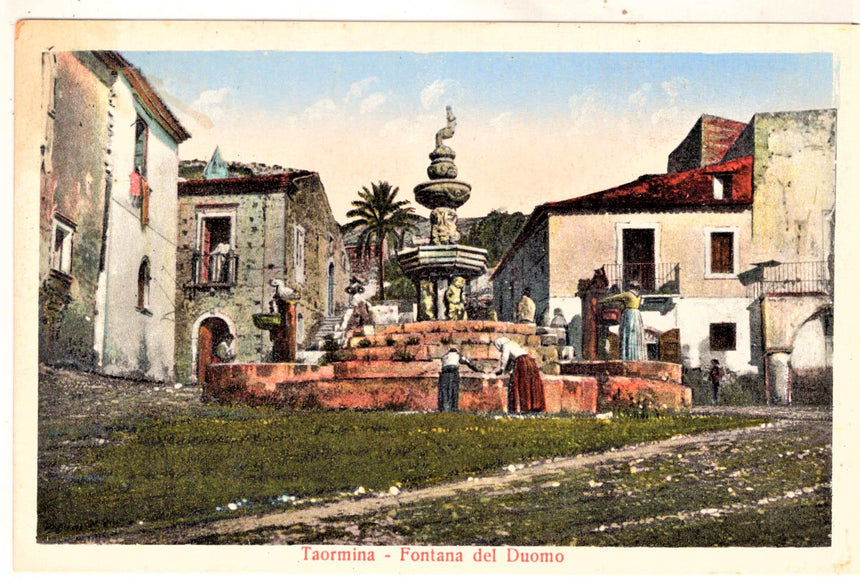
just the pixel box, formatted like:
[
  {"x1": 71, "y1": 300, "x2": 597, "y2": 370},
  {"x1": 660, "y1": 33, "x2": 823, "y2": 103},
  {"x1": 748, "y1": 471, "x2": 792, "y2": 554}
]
[
  {"x1": 174, "y1": 190, "x2": 285, "y2": 381},
  {"x1": 744, "y1": 110, "x2": 836, "y2": 265},
  {"x1": 39, "y1": 52, "x2": 111, "y2": 370},
  {"x1": 492, "y1": 219, "x2": 549, "y2": 322},
  {"x1": 175, "y1": 173, "x2": 350, "y2": 383}
]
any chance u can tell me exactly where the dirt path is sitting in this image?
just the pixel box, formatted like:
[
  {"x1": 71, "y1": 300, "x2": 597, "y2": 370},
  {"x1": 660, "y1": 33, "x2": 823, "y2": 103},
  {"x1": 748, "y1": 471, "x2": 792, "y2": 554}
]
[{"x1": 83, "y1": 412, "x2": 827, "y2": 545}]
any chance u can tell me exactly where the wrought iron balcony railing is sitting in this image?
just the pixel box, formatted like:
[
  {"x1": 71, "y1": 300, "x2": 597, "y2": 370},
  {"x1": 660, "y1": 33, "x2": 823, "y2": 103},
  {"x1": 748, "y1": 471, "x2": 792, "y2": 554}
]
[
  {"x1": 746, "y1": 260, "x2": 832, "y2": 300},
  {"x1": 602, "y1": 262, "x2": 681, "y2": 295},
  {"x1": 190, "y1": 251, "x2": 239, "y2": 287}
]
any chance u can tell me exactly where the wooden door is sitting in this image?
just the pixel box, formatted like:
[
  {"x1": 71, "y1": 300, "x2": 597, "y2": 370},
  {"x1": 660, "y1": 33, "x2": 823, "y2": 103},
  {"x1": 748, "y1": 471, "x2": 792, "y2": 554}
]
[
  {"x1": 659, "y1": 328, "x2": 681, "y2": 364},
  {"x1": 622, "y1": 228, "x2": 655, "y2": 291},
  {"x1": 198, "y1": 322, "x2": 214, "y2": 384}
]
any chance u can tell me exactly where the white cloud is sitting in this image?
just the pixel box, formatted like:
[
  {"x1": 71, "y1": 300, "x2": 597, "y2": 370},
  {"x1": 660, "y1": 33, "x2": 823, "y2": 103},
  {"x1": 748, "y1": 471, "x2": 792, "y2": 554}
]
[
  {"x1": 191, "y1": 87, "x2": 231, "y2": 120},
  {"x1": 628, "y1": 83, "x2": 652, "y2": 108},
  {"x1": 651, "y1": 106, "x2": 684, "y2": 126},
  {"x1": 420, "y1": 79, "x2": 455, "y2": 110},
  {"x1": 346, "y1": 77, "x2": 380, "y2": 102},
  {"x1": 489, "y1": 112, "x2": 513, "y2": 129},
  {"x1": 661, "y1": 77, "x2": 690, "y2": 101},
  {"x1": 304, "y1": 98, "x2": 338, "y2": 120},
  {"x1": 568, "y1": 87, "x2": 601, "y2": 126},
  {"x1": 360, "y1": 92, "x2": 387, "y2": 115}
]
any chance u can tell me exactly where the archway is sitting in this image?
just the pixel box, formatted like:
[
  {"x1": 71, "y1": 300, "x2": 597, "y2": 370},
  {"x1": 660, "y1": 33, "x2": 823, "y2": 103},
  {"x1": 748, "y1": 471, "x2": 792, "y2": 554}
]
[
  {"x1": 789, "y1": 307, "x2": 833, "y2": 405},
  {"x1": 196, "y1": 316, "x2": 230, "y2": 384}
]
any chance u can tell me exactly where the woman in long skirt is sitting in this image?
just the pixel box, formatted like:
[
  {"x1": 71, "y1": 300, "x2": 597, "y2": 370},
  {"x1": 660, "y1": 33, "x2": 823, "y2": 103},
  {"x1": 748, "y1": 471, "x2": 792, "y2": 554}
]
[
  {"x1": 493, "y1": 337, "x2": 546, "y2": 413},
  {"x1": 599, "y1": 284, "x2": 646, "y2": 361}
]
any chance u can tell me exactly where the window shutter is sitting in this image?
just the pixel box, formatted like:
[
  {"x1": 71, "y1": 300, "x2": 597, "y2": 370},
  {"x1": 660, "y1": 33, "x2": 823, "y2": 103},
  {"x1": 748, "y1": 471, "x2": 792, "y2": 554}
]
[
  {"x1": 140, "y1": 179, "x2": 150, "y2": 227},
  {"x1": 659, "y1": 328, "x2": 681, "y2": 363},
  {"x1": 710, "y1": 232, "x2": 733, "y2": 274}
]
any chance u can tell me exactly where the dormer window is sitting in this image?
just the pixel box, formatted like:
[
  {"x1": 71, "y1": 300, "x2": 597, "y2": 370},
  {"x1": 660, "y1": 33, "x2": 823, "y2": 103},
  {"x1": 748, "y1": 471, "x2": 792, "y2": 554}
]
[{"x1": 713, "y1": 174, "x2": 732, "y2": 200}]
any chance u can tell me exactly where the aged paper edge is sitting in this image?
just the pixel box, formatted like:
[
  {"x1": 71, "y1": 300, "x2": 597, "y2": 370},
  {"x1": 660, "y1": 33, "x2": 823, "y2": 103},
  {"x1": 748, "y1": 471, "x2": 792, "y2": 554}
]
[{"x1": 12, "y1": 20, "x2": 860, "y2": 574}]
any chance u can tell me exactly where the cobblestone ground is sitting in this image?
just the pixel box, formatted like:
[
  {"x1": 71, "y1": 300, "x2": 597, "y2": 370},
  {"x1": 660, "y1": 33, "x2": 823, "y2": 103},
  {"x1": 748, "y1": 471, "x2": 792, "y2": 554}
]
[
  {"x1": 37, "y1": 365, "x2": 204, "y2": 482},
  {"x1": 38, "y1": 364, "x2": 204, "y2": 421},
  {"x1": 37, "y1": 365, "x2": 832, "y2": 546}
]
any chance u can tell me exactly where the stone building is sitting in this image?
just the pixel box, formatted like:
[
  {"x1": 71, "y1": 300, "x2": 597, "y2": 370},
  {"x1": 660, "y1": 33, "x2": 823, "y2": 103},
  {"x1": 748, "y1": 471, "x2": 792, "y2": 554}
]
[
  {"x1": 38, "y1": 51, "x2": 189, "y2": 381},
  {"x1": 175, "y1": 169, "x2": 351, "y2": 383},
  {"x1": 492, "y1": 109, "x2": 835, "y2": 404}
]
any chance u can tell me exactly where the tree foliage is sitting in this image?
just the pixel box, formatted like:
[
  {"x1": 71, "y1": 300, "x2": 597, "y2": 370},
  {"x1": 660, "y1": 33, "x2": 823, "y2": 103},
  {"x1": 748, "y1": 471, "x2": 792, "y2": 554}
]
[
  {"x1": 460, "y1": 210, "x2": 528, "y2": 267},
  {"x1": 343, "y1": 181, "x2": 420, "y2": 300}
]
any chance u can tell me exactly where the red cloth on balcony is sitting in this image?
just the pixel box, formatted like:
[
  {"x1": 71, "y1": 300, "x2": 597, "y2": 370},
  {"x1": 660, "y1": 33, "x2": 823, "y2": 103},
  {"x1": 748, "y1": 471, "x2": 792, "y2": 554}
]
[{"x1": 130, "y1": 170, "x2": 142, "y2": 197}]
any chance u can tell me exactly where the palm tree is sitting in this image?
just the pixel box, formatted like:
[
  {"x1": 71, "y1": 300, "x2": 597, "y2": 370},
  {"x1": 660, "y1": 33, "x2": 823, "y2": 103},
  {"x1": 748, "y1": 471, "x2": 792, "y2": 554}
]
[{"x1": 343, "y1": 181, "x2": 420, "y2": 301}]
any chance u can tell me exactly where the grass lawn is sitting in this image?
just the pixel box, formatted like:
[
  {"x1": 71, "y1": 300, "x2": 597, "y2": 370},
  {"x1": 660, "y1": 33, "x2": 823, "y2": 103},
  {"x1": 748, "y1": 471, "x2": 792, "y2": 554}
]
[{"x1": 38, "y1": 407, "x2": 766, "y2": 540}]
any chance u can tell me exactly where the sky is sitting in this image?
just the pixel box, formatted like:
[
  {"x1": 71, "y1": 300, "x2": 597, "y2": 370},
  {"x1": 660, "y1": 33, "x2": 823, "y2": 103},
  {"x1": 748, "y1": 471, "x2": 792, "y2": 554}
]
[{"x1": 124, "y1": 51, "x2": 835, "y2": 221}]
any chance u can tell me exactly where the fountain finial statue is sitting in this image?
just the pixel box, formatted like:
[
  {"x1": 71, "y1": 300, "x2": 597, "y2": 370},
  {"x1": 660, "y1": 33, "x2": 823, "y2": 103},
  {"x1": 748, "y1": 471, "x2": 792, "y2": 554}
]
[{"x1": 435, "y1": 105, "x2": 457, "y2": 148}]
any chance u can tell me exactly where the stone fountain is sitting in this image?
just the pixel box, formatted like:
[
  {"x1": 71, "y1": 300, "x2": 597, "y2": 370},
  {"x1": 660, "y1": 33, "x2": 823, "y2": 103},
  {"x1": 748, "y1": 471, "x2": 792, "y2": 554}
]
[
  {"x1": 397, "y1": 106, "x2": 489, "y2": 321},
  {"x1": 202, "y1": 108, "x2": 691, "y2": 415}
]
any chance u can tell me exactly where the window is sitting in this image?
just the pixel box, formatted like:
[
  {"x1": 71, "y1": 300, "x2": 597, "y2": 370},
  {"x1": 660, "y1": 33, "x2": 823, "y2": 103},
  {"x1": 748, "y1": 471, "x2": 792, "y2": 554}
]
[
  {"x1": 704, "y1": 227, "x2": 738, "y2": 278},
  {"x1": 50, "y1": 216, "x2": 75, "y2": 275},
  {"x1": 709, "y1": 323, "x2": 736, "y2": 351},
  {"x1": 194, "y1": 206, "x2": 237, "y2": 286},
  {"x1": 137, "y1": 258, "x2": 151, "y2": 312},
  {"x1": 131, "y1": 116, "x2": 150, "y2": 227},
  {"x1": 713, "y1": 175, "x2": 732, "y2": 200},
  {"x1": 134, "y1": 115, "x2": 148, "y2": 177},
  {"x1": 711, "y1": 232, "x2": 734, "y2": 273},
  {"x1": 615, "y1": 223, "x2": 660, "y2": 292},
  {"x1": 294, "y1": 225, "x2": 306, "y2": 285}
]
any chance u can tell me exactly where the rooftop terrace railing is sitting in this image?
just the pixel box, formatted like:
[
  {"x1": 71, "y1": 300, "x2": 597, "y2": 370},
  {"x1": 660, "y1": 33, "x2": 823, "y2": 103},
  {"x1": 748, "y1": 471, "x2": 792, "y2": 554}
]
[{"x1": 747, "y1": 260, "x2": 832, "y2": 300}]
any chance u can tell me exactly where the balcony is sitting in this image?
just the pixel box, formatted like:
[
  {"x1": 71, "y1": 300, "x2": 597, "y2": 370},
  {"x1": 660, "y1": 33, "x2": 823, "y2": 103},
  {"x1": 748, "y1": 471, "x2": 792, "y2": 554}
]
[
  {"x1": 189, "y1": 251, "x2": 239, "y2": 288},
  {"x1": 746, "y1": 261, "x2": 832, "y2": 300},
  {"x1": 602, "y1": 262, "x2": 681, "y2": 295}
]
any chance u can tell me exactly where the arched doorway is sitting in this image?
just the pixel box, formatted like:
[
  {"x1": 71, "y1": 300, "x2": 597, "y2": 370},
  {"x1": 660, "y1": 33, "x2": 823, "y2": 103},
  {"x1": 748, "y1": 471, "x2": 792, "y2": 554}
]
[
  {"x1": 789, "y1": 307, "x2": 833, "y2": 405},
  {"x1": 327, "y1": 262, "x2": 336, "y2": 317},
  {"x1": 197, "y1": 316, "x2": 230, "y2": 384}
]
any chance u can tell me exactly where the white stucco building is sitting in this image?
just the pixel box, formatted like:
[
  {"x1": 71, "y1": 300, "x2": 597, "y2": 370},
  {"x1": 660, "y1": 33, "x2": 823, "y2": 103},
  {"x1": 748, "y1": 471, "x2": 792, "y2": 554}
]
[{"x1": 492, "y1": 110, "x2": 835, "y2": 404}]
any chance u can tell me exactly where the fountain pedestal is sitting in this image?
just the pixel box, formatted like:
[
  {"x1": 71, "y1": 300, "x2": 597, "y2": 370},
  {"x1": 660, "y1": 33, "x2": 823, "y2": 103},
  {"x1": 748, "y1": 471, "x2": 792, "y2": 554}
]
[
  {"x1": 397, "y1": 106, "x2": 488, "y2": 320},
  {"x1": 253, "y1": 298, "x2": 297, "y2": 362}
]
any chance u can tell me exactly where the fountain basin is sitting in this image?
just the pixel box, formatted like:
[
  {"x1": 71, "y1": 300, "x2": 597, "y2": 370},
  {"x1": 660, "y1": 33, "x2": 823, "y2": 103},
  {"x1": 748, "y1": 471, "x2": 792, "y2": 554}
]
[
  {"x1": 252, "y1": 313, "x2": 282, "y2": 330},
  {"x1": 413, "y1": 179, "x2": 472, "y2": 209},
  {"x1": 397, "y1": 244, "x2": 488, "y2": 279},
  {"x1": 203, "y1": 321, "x2": 691, "y2": 414}
]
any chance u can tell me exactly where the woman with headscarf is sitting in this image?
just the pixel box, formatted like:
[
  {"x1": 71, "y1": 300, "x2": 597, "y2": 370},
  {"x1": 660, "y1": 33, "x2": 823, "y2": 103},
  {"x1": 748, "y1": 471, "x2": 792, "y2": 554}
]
[
  {"x1": 493, "y1": 337, "x2": 546, "y2": 413},
  {"x1": 598, "y1": 282, "x2": 646, "y2": 361}
]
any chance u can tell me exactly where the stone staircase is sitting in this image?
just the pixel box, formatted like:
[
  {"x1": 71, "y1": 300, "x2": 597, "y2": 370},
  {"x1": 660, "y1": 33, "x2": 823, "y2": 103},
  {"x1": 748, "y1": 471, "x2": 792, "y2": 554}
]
[{"x1": 307, "y1": 309, "x2": 354, "y2": 350}]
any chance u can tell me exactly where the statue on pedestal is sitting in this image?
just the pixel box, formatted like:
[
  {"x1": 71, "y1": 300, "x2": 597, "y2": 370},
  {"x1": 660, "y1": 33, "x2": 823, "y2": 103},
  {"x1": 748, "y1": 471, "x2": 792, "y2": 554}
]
[{"x1": 444, "y1": 277, "x2": 467, "y2": 321}]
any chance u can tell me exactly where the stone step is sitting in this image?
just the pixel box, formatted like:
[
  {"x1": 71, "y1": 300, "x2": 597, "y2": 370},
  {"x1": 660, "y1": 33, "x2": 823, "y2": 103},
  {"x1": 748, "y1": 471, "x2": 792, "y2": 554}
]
[
  {"x1": 346, "y1": 343, "x2": 500, "y2": 364},
  {"x1": 347, "y1": 331, "x2": 543, "y2": 349},
  {"x1": 375, "y1": 320, "x2": 537, "y2": 336}
]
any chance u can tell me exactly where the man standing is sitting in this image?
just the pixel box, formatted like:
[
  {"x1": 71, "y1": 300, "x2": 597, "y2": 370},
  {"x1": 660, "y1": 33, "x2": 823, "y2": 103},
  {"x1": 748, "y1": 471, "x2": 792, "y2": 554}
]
[
  {"x1": 438, "y1": 346, "x2": 482, "y2": 412},
  {"x1": 516, "y1": 287, "x2": 536, "y2": 324},
  {"x1": 708, "y1": 359, "x2": 724, "y2": 405}
]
